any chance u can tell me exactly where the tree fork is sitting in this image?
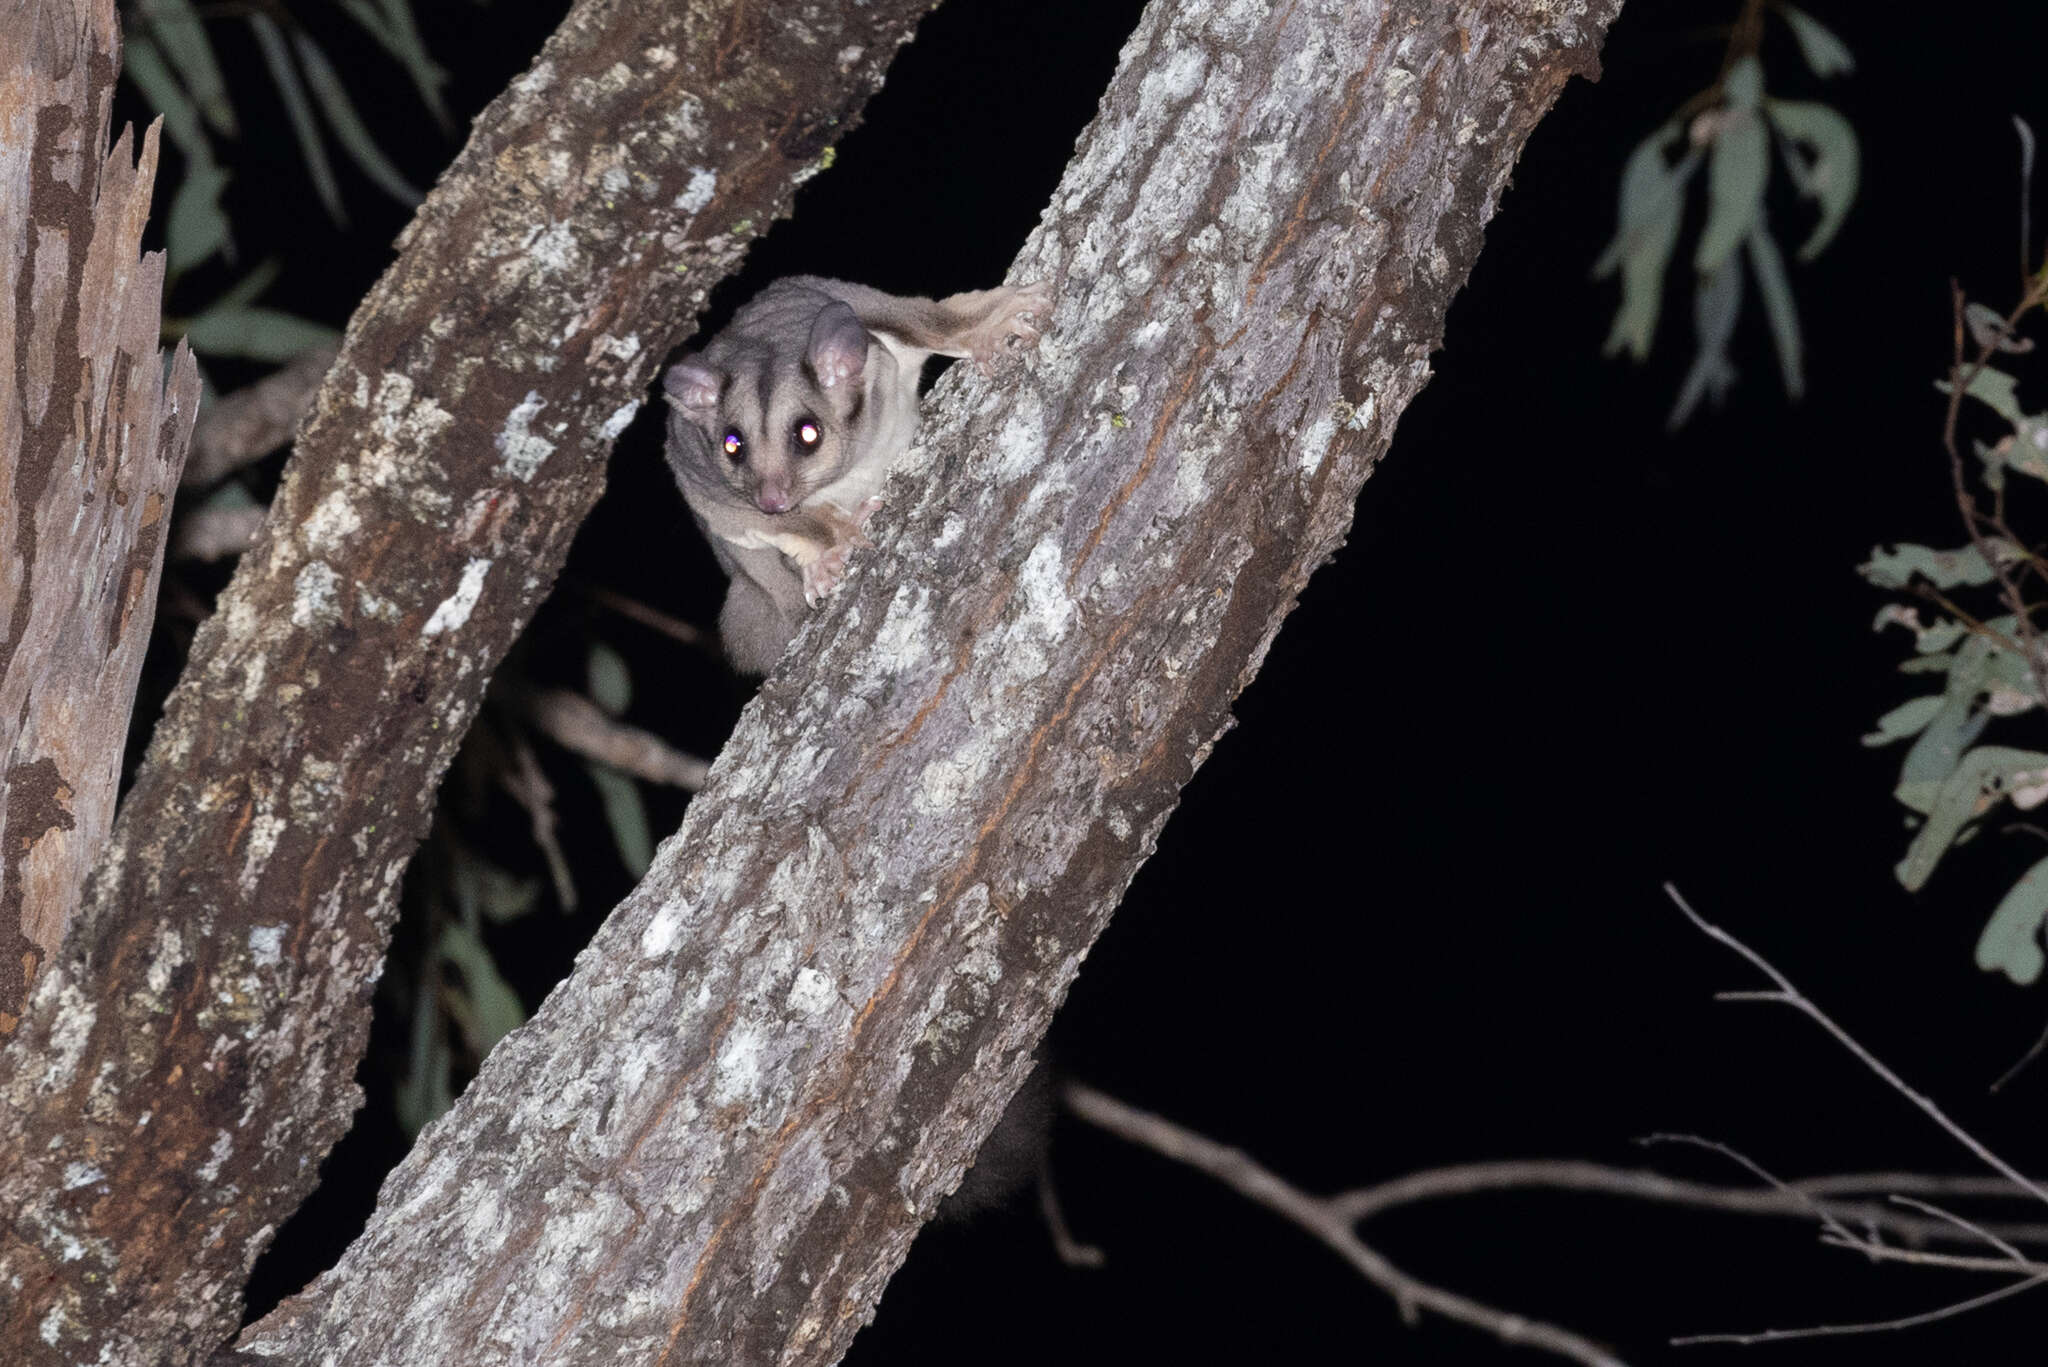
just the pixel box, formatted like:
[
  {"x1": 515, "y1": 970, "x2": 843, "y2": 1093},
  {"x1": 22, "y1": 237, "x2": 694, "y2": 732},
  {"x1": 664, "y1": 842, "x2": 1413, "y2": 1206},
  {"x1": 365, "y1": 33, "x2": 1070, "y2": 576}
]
[{"x1": 234, "y1": 2, "x2": 1622, "y2": 1363}]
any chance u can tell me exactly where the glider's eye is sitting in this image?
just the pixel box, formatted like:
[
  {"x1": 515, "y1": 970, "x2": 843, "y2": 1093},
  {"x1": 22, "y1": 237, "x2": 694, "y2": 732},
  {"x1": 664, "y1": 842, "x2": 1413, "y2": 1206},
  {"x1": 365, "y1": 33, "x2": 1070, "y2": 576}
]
[
  {"x1": 722, "y1": 429, "x2": 745, "y2": 461},
  {"x1": 794, "y1": 417, "x2": 822, "y2": 450}
]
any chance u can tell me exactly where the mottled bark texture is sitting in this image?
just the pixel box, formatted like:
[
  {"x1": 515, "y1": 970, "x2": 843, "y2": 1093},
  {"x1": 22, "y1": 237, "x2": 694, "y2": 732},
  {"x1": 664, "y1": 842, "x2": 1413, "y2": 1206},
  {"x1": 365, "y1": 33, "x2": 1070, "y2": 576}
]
[
  {"x1": 236, "y1": 2, "x2": 1621, "y2": 1363},
  {"x1": 1, "y1": 0, "x2": 201, "y2": 1028},
  {"x1": 0, "y1": 1, "x2": 940, "y2": 1362}
]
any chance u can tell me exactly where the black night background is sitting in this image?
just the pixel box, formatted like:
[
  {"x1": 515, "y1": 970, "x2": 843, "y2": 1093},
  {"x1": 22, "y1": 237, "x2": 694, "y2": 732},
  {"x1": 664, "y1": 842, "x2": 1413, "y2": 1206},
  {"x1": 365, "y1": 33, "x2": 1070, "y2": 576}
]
[{"x1": 116, "y1": 1, "x2": 2048, "y2": 1361}]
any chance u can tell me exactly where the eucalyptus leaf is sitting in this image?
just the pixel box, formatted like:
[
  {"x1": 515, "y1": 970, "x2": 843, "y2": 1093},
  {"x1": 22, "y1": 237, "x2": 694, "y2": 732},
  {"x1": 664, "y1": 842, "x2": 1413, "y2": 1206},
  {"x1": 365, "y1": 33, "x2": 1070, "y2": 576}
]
[
  {"x1": 1764, "y1": 100, "x2": 1859, "y2": 260},
  {"x1": 1938, "y1": 365, "x2": 2023, "y2": 425},
  {"x1": 1859, "y1": 542, "x2": 2004, "y2": 590},
  {"x1": 249, "y1": 15, "x2": 346, "y2": 227},
  {"x1": 208, "y1": 260, "x2": 283, "y2": 315},
  {"x1": 1696, "y1": 106, "x2": 1769, "y2": 273},
  {"x1": 1862, "y1": 695, "x2": 1944, "y2": 748},
  {"x1": 1745, "y1": 221, "x2": 1803, "y2": 398},
  {"x1": 293, "y1": 31, "x2": 424, "y2": 208},
  {"x1": 1977, "y1": 856, "x2": 2048, "y2": 985},
  {"x1": 194, "y1": 480, "x2": 259, "y2": 515},
  {"x1": 122, "y1": 33, "x2": 206, "y2": 156},
  {"x1": 1895, "y1": 636, "x2": 1997, "y2": 814},
  {"x1": 183, "y1": 307, "x2": 342, "y2": 363},
  {"x1": 1777, "y1": 6, "x2": 1855, "y2": 79},
  {"x1": 395, "y1": 967, "x2": 453, "y2": 1137},
  {"x1": 476, "y1": 863, "x2": 541, "y2": 924},
  {"x1": 1668, "y1": 255, "x2": 1742, "y2": 428},
  {"x1": 1722, "y1": 55, "x2": 1763, "y2": 110},
  {"x1": 588, "y1": 642, "x2": 633, "y2": 717},
  {"x1": 136, "y1": 0, "x2": 237, "y2": 135},
  {"x1": 2009, "y1": 420, "x2": 2048, "y2": 483},
  {"x1": 437, "y1": 923, "x2": 527, "y2": 1054},
  {"x1": 339, "y1": 0, "x2": 453, "y2": 132},
  {"x1": 1897, "y1": 745, "x2": 2048, "y2": 890},
  {"x1": 1894, "y1": 698, "x2": 1988, "y2": 815},
  {"x1": 1596, "y1": 130, "x2": 1700, "y2": 361},
  {"x1": 588, "y1": 764, "x2": 653, "y2": 877},
  {"x1": 165, "y1": 160, "x2": 234, "y2": 276}
]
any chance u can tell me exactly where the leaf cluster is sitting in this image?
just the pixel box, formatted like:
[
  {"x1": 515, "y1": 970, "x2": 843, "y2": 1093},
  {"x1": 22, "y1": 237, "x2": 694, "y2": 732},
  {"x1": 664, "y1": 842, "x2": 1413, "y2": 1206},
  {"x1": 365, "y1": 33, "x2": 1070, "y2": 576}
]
[{"x1": 1594, "y1": 4, "x2": 1858, "y2": 427}]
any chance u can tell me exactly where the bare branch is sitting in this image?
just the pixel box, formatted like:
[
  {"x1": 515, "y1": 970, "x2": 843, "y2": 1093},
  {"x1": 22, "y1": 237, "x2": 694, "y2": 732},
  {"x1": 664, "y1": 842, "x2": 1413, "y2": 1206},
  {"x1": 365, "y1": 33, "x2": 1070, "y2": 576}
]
[
  {"x1": 1328, "y1": 1158, "x2": 2048, "y2": 1253},
  {"x1": 1066, "y1": 1082, "x2": 1628, "y2": 1367},
  {"x1": 1664, "y1": 883, "x2": 2048, "y2": 1209},
  {"x1": 512, "y1": 687, "x2": 709, "y2": 790},
  {"x1": 1887, "y1": 1195, "x2": 2030, "y2": 1265},
  {"x1": 1670, "y1": 1273, "x2": 2048, "y2": 1347},
  {"x1": 570, "y1": 581, "x2": 713, "y2": 652},
  {"x1": 180, "y1": 344, "x2": 336, "y2": 487},
  {"x1": 169, "y1": 503, "x2": 266, "y2": 563}
]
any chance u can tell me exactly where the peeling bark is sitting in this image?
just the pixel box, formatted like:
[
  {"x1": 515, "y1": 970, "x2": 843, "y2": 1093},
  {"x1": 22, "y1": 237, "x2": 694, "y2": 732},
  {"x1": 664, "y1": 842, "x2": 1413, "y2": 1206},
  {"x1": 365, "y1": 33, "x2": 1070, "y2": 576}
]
[
  {"x1": 0, "y1": 0, "x2": 201, "y2": 1028},
  {"x1": 0, "y1": 1, "x2": 941, "y2": 1362},
  {"x1": 234, "y1": 2, "x2": 1620, "y2": 1363}
]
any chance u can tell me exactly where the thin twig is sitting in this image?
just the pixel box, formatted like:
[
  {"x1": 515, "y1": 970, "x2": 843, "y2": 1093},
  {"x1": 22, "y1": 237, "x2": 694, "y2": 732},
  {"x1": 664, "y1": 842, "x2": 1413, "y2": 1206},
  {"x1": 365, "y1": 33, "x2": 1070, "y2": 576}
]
[
  {"x1": 1326, "y1": 1158, "x2": 2048, "y2": 1251},
  {"x1": 1064, "y1": 1082, "x2": 1627, "y2": 1367},
  {"x1": 1813, "y1": 1232, "x2": 2048, "y2": 1275},
  {"x1": 1665, "y1": 882, "x2": 2048, "y2": 1210},
  {"x1": 512, "y1": 687, "x2": 710, "y2": 790},
  {"x1": 1907, "y1": 581, "x2": 2029, "y2": 658},
  {"x1": 1990, "y1": 1013, "x2": 2048, "y2": 1093},
  {"x1": 1883, "y1": 1196, "x2": 2026, "y2": 1265},
  {"x1": 1670, "y1": 1272, "x2": 2048, "y2": 1347},
  {"x1": 1637, "y1": 1133, "x2": 1857, "y2": 1247},
  {"x1": 569, "y1": 581, "x2": 713, "y2": 651},
  {"x1": 1941, "y1": 279, "x2": 2048, "y2": 714},
  {"x1": 500, "y1": 730, "x2": 576, "y2": 912}
]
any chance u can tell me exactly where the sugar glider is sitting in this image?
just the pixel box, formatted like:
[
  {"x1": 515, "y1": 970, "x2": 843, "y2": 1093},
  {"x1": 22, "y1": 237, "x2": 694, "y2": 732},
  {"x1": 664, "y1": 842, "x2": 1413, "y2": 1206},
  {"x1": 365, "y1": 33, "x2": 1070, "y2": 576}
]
[{"x1": 661, "y1": 276, "x2": 1052, "y2": 675}]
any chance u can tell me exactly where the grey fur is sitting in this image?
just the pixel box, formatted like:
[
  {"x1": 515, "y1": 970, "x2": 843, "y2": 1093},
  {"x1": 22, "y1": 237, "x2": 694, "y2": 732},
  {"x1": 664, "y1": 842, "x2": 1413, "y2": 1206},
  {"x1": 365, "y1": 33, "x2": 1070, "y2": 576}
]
[{"x1": 662, "y1": 275, "x2": 1051, "y2": 675}]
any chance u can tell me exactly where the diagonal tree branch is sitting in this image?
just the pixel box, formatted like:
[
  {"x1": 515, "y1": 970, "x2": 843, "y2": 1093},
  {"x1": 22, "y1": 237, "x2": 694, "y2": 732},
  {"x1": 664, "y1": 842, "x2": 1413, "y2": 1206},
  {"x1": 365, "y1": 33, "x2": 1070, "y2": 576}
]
[
  {"x1": 0, "y1": 1, "x2": 944, "y2": 1361},
  {"x1": 233, "y1": 3, "x2": 1622, "y2": 1362}
]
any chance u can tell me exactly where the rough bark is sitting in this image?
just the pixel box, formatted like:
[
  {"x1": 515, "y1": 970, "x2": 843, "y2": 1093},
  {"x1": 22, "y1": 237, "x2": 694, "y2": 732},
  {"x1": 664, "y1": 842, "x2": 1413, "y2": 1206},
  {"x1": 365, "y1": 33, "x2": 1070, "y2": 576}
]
[
  {"x1": 236, "y1": 2, "x2": 1620, "y2": 1363},
  {"x1": 0, "y1": 1, "x2": 940, "y2": 1362},
  {"x1": 0, "y1": 0, "x2": 201, "y2": 1028}
]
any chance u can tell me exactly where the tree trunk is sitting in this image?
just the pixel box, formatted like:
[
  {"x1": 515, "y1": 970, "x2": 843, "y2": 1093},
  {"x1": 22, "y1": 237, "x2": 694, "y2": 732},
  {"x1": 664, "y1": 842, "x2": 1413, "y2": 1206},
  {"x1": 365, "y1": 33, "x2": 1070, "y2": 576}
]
[
  {"x1": 0, "y1": 0, "x2": 200, "y2": 1030},
  {"x1": 0, "y1": 1, "x2": 939, "y2": 1362},
  {"x1": 234, "y1": 2, "x2": 1620, "y2": 1363}
]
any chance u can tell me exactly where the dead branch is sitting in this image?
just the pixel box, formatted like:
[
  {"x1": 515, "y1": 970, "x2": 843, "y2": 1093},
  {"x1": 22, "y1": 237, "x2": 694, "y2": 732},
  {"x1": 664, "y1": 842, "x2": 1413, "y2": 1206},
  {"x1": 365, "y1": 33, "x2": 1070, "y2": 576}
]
[
  {"x1": 1330, "y1": 1159, "x2": 2048, "y2": 1251},
  {"x1": 1667, "y1": 882, "x2": 2048, "y2": 1209},
  {"x1": 571, "y1": 581, "x2": 713, "y2": 652},
  {"x1": 512, "y1": 687, "x2": 709, "y2": 790},
  {"x1": 0, "y1": 0, "x2": 201, "y2": 1027},
  {"x1": 1065, "y1": 1081, "x2": 1628, "y2": 1367},
  {"x1": 170, "y1": 503, "x2": 266, "y2": 562},
  {"x1": 180, "y1": 343, "x2": 336, "y2": 487}
]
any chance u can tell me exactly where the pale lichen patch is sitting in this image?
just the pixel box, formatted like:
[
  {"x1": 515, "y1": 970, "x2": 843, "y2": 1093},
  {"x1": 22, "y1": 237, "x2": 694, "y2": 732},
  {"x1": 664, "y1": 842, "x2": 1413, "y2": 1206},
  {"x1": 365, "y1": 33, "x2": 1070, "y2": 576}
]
[
  {"x1": 302, "y1": 486, "x2": 363, "y2": 553},
  {"x1": 496, "y1": 393, "x2": 557, "y2": 482},
  {"x1": 290, "y1": 561, "x2": 341, "y2": 629},
  {"x1": 676, "y1": 168, "x2": 717, "y2": 214},
  {"x1": 422, "y1": 559, "x2": 492, "y2": 637},
  {"x1": 248, "y1": 925, "x2": 286, "y2": 971}
]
